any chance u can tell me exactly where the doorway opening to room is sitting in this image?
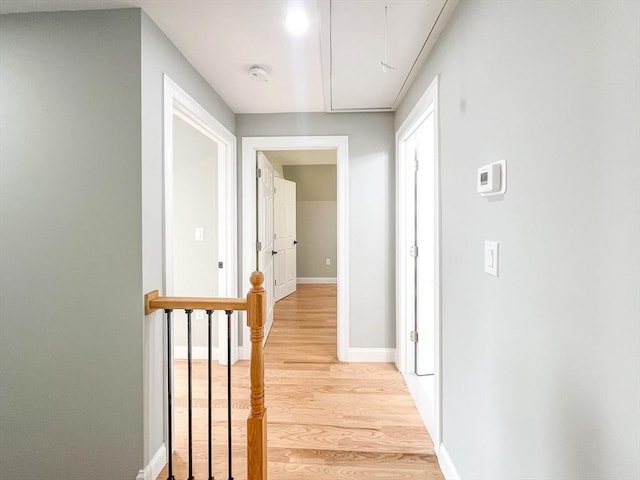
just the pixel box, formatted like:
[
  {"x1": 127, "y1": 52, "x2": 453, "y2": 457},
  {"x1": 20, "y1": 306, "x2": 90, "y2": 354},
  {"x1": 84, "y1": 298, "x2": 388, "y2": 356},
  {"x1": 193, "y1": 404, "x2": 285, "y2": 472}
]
[
  {"x1": 163, "y1": 75, "x2": 238, "y2": 364},
  {"x1": 256, "y1": 150, "x2": 338, "y2": 352},
  {"x1": 396, "y1": 76, "x2": 442, "y2": 452},
  {"x1": 241, "y1": 136, "x2": 349, "y2": 361}
]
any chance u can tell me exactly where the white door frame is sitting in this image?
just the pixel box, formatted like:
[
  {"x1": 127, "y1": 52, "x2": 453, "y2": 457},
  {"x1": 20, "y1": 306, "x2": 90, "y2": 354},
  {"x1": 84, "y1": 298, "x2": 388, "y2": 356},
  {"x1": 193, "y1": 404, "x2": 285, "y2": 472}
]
[
  {"x1": 162, "y1": 75, "x2": 238, "y2": 459},
  {"x1": 163, "y1": 75, "x2": 238, "y2": 306},
  {"x1": 395, "y1": 75, "x2": 442, "y2": 450},
  {"x1": 241, "y1": 136, "x2": 349, "y2": 361}
]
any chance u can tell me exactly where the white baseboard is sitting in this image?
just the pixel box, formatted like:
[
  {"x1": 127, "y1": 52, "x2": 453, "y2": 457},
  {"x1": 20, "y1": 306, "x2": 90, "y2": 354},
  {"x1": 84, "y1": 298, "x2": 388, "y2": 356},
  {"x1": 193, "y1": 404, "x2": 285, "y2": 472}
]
[
  {"x1": 403, "y1": 372, "x2": 437, "y2": 450},
  {"x1": 174, "y1": 346, "x2": 219, "y2": 360},
  {"x1": 136, "y1": 444, "x2": 166, "y2": 480},
  {"x1": 346, "y1": 348, "x2": 395, "y2": 362},
  {"x1": 437, "y1": 443, "x2": 461, "y2": 480},
  {"x1": 297, "y1": 277, "x2": 337, "y2": 284}
]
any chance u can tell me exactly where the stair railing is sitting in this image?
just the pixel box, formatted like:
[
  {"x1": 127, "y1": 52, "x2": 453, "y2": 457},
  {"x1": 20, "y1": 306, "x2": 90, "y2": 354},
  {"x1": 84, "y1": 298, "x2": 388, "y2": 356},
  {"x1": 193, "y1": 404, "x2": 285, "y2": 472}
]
[{"x1": 144, "y1": 271, "x2": 267, "y2": 480}]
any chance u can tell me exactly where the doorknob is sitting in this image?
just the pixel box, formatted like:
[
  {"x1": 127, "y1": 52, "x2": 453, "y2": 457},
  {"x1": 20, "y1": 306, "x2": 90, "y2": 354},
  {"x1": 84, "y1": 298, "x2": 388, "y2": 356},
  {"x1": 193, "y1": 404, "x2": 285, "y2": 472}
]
[
  {"x1": 293, "y1": 240, "x2": 298, "y2": 245},
  {"x1": 272, "y1": 250, "x2": 278, "y2": 255}
]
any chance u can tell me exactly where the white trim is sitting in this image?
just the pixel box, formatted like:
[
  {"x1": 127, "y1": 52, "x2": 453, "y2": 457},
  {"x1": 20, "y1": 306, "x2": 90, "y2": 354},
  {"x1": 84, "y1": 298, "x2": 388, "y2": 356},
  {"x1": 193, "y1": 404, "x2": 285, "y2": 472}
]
[
  {"x1": 242, "y1": 136, "x2": 349, "y2": 361},
  {"x1": 174, "y1": 346, "x2": 220, "y2": 361},
  {"x1": 296, "y1": 277, "x2": 337, "y2": 284},
  {"x1": 437, "y1": 444, "x2": 462, "y2": 480},
  {"x1": 403, "y1": 372, "x2": 438, "y2": 453},
  {"x1": 136, "y1": 443, "x2": 166, "y2": 480},
  {"x1": 347, "y1": 348, "x2": 395, "y2": 363},
  {"x1": 395, "y1": 75, "x2": 442, "y2": 450}
]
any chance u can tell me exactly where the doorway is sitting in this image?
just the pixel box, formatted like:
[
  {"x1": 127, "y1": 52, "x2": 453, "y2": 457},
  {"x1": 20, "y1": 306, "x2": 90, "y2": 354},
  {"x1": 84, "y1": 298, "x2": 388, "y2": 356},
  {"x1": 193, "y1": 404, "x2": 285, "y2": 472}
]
[
  {"x1": 257, "y1": 150, "x2": 339, "y2": 341},
  {"x1": 396, "y1": 76, "x2": 442, "y2": 451},
  {"x1": 163, "y1": 75, "x2": 238, "y2": 363},
  {"x1": 241, "y1": 136, "x2": 349, "y2": 361}
]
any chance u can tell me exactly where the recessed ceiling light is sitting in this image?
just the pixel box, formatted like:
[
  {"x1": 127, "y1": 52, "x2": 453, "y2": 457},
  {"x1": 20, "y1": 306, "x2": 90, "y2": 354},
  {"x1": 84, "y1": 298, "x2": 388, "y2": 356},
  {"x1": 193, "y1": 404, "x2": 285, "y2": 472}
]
[{"x1": 285, "y1": 7, "x2": 309, "y2": 35}]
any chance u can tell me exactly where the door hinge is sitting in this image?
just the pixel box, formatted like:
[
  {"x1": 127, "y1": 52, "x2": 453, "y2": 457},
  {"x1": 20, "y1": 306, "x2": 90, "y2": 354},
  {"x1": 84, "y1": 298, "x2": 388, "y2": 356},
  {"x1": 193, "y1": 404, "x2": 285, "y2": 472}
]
[
  {"x1": 410, "y1": 331, "x2": 419, "y2": 343},
  {"x1": 218, "y1": 261, "x2": 224, "y2": 269},
  {"x1": 256, "y1": 168, "x2": 262, "y2": 179},
  {"x1": 274, "y1": 279, "x2": 277, "y2": 286},
  {"x1": 256, "y1": 241, "x2": 262, "y2": 252},
  {"x1": 414, "y1": 159, "x2": 419, "y2": 172},
  {"x1": 410, "y1": 245, "x2": 419, "y2": 257}
]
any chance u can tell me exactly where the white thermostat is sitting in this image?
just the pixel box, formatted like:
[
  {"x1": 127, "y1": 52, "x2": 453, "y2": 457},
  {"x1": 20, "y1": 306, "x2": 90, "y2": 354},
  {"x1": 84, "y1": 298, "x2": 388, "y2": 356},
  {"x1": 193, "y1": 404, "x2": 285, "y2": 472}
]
[{"x1": 477, "y1": 160, "x2": 506, "y2": 196}]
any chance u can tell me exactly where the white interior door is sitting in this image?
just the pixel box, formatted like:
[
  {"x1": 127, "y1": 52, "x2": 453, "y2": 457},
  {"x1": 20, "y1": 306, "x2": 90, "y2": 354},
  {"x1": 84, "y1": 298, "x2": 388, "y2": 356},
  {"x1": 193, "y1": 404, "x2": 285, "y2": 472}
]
[
  {"x1": 257, "y1": 152, "x2": 275, "y2": 340},
  {"x1": 274, "y1": 177, "x2": 297, "y2": 301},
  {"x1": 405, "y1": 112, "x2": 436, "y2": 377},
  {"x1": 414, "y1": 113, "x2": 436, "y2": 376}
]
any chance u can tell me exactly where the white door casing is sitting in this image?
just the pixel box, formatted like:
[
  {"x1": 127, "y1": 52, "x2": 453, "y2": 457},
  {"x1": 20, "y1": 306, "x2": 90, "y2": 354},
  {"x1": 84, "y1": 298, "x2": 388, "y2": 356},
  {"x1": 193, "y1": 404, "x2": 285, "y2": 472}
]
[
  {"x1": 241, "y1": 136, "x2": 349, "y2": 362},
  {"x1": 274, "y1": 177, "x2": 297, "y2": 301},
  {"x1": 257, "y1": 152, "x2": 275, "y2": 341},
  {"x1": 395, "y1": 75, "x2": 441, "y2": 451}
]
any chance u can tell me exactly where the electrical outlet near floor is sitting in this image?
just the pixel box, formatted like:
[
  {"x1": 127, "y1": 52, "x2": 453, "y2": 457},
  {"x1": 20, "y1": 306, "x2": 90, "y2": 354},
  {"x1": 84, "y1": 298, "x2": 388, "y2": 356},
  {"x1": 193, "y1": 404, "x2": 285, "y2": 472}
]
[{"x1": 325, "y1": 258, "x2": 331, "y2": 266}]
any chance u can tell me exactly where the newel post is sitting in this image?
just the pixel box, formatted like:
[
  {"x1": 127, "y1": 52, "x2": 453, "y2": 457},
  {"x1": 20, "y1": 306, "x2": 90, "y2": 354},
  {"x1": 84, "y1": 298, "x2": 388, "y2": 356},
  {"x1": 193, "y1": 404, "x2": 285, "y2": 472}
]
[{"x1": 247, "y1": 271, "x2": 267, "y2": 480}]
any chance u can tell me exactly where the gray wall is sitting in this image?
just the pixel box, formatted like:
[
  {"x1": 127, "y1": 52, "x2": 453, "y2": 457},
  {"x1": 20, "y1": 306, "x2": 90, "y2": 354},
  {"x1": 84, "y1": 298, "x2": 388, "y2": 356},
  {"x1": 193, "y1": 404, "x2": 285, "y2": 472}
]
[
  {"x1": 237, "y1": 113, "x2": 395, "y2": 348},
  {"x1": 283, "y1": 164, "x2": 337, "y2": 278},
  {"x1": 141, "y1": 10, "x2": 236, "y2": 464},
  {"x1": 0, "y1": 9, "x2": 143, "y2": 479},
  {"x1": 396, "y1": 1, "x2": 640, "y2": 479}
]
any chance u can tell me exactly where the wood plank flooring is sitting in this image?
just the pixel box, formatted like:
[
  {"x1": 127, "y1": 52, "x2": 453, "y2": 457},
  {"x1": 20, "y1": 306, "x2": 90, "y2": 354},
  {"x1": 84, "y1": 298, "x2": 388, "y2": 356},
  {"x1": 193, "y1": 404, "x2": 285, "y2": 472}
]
[{"x1": 159, "y1": 284, "x2": 443, "y2": 479}]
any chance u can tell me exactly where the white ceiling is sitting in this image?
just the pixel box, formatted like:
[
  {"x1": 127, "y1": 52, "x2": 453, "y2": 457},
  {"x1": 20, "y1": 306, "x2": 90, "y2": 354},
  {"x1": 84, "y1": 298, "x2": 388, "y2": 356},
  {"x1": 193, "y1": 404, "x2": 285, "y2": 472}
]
[{"x1": 0, "y1": 0, "x2": 457, "y2": 113}]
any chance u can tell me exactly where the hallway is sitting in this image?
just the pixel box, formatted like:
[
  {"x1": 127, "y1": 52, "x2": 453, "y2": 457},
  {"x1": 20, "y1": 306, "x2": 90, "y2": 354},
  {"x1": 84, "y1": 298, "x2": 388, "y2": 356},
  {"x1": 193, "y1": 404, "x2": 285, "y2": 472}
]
[
  {"x1": 265, "y1": 284, "x2": 443, "y2": 478},
  {"x1": 162, "y1": 284, "x2": 443, "y2": 479}
]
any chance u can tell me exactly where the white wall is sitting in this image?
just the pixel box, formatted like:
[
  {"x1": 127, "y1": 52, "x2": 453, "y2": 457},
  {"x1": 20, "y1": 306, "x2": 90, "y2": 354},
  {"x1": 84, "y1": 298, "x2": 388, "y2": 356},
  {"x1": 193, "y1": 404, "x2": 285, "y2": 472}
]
[
  {"x1": 0, "y1": 9, "x2": 143, "y2": 479},
  {"x1": 282, "y1": 164, "x2": 337, "y2": 279},
  {"x1": 236, "y1": 113, "x2": 396, "y2": 349},
  {"x1": 172, "y1": 114, "x2": 219, "y2": 348},
  {"x1": 141, "y1": 9, "x2": 235, "y2": 467},
  {"x1": 396, "y1": 1, "x2": 640, "y2": 479}
]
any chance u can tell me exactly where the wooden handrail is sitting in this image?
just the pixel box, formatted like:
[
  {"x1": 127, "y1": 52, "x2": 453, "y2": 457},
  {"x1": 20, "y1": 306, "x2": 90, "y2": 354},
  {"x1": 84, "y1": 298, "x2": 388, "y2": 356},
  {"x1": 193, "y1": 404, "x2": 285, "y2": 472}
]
[
  {"x1": 144, "y1": 290, "x2": 248, "y2": 315},
  {"x1": 143, "y1": 271, "x2": 268, "y2": 480}
]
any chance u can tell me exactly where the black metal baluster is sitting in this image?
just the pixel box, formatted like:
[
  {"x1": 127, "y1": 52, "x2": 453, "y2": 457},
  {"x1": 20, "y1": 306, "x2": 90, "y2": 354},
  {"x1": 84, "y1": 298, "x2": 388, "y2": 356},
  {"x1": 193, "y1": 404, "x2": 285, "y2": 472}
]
[
  {"x1": 226, "y1": 310, "x2": 234, "y2": 480},
  {"x1": 207, "y1": 309, "x2": 215, "y2": 480},
  {"x1": 165, "y1": 309, "x2": 176, "y2": 480},
  {"x1": 186, "y1": 309, "x2": 195, "y2": 480}
]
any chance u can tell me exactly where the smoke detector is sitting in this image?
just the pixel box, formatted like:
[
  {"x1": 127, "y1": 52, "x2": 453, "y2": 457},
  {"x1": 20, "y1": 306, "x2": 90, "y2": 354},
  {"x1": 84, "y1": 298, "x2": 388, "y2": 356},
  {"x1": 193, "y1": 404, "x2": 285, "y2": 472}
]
[{"x1": 248, "y1": 65, "x2": 269, "y2": 82}]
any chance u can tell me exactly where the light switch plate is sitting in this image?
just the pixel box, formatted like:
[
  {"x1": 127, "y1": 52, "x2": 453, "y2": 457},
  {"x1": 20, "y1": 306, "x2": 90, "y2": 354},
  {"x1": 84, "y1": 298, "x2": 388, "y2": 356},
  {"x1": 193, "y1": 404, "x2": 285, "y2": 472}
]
[
  {"x1": 484, "y1": 241, "x2": 499, "y2": 276},
  {"x1": 195, "y1": 227, "x2": 204, "y2": 242}
]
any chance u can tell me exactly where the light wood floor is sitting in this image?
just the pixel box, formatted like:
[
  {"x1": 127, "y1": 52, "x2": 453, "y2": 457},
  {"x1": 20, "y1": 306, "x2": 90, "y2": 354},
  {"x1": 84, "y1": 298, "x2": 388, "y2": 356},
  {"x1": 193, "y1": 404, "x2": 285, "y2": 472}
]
[{"x1": 160, "y1": 284, "x2": 444, "y2": 479}]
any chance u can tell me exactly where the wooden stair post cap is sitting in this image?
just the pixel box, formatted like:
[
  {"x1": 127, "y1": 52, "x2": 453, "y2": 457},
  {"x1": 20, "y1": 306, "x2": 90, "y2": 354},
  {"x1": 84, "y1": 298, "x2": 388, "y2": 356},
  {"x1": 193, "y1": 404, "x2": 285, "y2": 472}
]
[{"x1": 250, "y1": 271, "x2": 264, "y2": 290}]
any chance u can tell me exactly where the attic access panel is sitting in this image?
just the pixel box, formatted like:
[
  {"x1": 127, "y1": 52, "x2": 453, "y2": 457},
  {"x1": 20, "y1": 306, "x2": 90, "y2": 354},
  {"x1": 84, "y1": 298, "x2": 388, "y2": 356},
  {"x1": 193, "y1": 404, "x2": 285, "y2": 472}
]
[{"x1": 330, "y1": 0, "x2": 447, "y2": 111}]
